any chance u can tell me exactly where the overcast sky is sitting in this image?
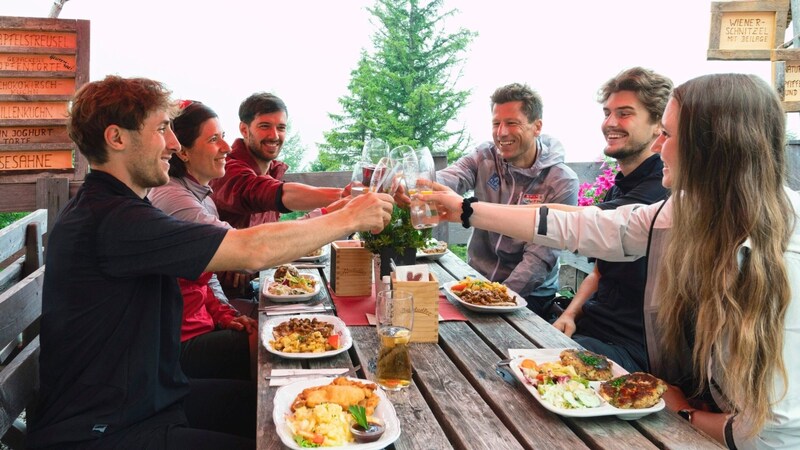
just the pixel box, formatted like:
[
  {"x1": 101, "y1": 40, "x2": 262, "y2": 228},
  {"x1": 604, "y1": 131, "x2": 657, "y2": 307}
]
[{"x1": 5, "y1": 0, "x2": 792, "y2": 163}]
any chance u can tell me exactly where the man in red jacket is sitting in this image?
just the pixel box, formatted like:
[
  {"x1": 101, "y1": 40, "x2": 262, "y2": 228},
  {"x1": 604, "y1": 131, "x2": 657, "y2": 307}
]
[{"x1": 210, "y1": 92, "x2": 345, "y2": 228}]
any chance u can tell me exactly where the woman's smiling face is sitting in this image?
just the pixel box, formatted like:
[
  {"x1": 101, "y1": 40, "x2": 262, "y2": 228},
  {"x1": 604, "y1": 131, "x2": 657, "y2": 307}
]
[
  {"x1": 180, "y1": 117, "x2": 231, "y2": 185},
  {"x1": 651, "y1": 97, "x2": 679, "y2": 189}
]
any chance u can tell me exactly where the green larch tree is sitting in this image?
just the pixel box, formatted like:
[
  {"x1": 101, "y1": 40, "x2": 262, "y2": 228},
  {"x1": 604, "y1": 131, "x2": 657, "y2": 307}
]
[{"x1": 318, "y1": 0, "x2": 476, "y2": 171}]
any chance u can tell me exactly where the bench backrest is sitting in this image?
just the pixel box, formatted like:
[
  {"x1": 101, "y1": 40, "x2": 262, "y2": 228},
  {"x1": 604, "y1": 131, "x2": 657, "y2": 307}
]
[
  {"x1": 0, "y1": 210, "x2": 47, "y2": 293},
  {"x1": 0, "y1": 210, "x2": 47, "y2": 449},
  {"x1": 0, "y1": 266, "x2": 44, "y2": 448}
]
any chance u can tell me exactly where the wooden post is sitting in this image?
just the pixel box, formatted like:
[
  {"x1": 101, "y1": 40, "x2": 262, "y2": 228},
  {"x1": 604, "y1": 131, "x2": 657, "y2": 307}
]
[
  {"x1": 49, "y1": 0, "x2": 70, "y2": 18},
  {"x1": 35, "y1": 177, "x2": 68, "y2": 238}
]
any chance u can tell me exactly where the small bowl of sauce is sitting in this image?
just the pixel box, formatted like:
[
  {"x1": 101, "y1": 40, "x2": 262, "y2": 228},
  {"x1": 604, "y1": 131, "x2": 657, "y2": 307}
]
[{"x1": 350, "y1": 418, "x2": 385, "y2": 443}]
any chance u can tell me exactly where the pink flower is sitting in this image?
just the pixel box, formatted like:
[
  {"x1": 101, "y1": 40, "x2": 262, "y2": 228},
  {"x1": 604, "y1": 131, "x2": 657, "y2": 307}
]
[{"x1": 578, "y1": 158, "x2": 620, "y2": 206}]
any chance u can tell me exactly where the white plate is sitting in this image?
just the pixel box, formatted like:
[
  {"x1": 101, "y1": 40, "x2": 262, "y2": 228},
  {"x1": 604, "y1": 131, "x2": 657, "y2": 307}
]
[
  {"x1": 416, "y1": 240, "x2": 447, "y2": 260},
  {"x1": 442, "y1": 280, "x2": 528, "y2": 313},
  {"x1": 263, "y1": 273, "x2": 322, "y2": 303},
  {"x1": 416, "y1": 249, "x2": 446, "y2": 260},
  {"x1": 508, "y1": 348, "x2": 665, "y2": 420},
  {"x1": 273, "y1": 376, "x2": 401, "y2": 449},
  {"x1": 261, "y1": 314, "x2": 353, "y2": 359},
  {"x1": 295, "y1": 244, "x2": 329, "y2": 262}
]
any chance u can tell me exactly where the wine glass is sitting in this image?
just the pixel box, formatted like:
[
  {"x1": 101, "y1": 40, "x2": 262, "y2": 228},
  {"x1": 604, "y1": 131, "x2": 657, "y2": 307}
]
[
  {"x1": 405, "y1": 147, "x2": 439, "y2": 229},
  {"x1": 369, "y1": 157, "x2": 402, "y2": 195},
  {"x1": 350, "y1": 161, "x2": 370, "y2": 196},
  {"x1": 362, "y1": 138, "x2": 389, "y2": 165}
]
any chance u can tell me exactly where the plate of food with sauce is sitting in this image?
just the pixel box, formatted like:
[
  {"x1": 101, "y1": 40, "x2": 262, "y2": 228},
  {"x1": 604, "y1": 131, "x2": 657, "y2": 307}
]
[
  {"x1": 273, "y1": 376, "x2": 401, "y2": 448},
  {"x1": 442, "y1": 277, "x2": 527, "y2": 313}
]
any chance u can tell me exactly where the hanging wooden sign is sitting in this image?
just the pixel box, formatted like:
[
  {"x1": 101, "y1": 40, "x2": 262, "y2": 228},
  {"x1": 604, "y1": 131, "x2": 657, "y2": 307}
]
[
  {"x1": 0, "y1": 16, "x2": 89, "y2": 212},
  {"x1": 707, "y1": 1, "x2": 790, "y2": 60},
  {"x1": 771, "y1": 49, "x2": 800, "y2": 112}
]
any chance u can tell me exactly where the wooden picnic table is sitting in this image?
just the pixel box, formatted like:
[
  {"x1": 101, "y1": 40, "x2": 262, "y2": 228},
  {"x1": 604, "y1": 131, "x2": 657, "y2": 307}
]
[{"x1": 256, "y1": 250, "x2": 723, "y2": 449}]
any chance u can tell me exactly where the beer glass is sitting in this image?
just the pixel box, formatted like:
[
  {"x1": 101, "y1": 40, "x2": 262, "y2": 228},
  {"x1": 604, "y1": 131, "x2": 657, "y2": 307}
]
[{"x1": 375, "y1": 290, "x2": 414, "y2": 390}]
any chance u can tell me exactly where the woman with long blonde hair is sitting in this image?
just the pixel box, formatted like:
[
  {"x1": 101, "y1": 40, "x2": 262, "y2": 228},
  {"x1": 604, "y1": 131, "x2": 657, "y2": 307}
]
[{"x1": 426, "y1": 73, "x2": 800, "y2": 448}]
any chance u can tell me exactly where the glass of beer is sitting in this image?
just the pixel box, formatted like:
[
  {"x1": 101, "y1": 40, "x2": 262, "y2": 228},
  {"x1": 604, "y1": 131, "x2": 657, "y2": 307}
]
[{"x1": 375, "y1": 290, "x2": 414, "y2": 391}]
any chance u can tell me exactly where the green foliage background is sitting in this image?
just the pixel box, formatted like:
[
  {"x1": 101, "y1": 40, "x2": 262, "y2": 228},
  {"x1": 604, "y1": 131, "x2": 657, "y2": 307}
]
[
  {"x1": 313, "y1": 0, "x2": 476, "y2": 171},
  {"x1": 0, "y1": 212, "x2": 28, "y2": 229}
]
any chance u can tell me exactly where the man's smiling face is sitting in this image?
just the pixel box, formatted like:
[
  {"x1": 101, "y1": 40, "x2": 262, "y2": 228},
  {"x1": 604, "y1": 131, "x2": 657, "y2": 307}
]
[{"x1": 491, "y1": 101, "x2": 541, "y2": 168}]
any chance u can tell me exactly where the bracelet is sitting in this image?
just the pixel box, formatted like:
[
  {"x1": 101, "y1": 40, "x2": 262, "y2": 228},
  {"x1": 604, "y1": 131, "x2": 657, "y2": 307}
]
[
  {"x1": 461, "y1": 197, "x2": 478, "y2": 229},
  {"x1": 320, "y1": 207, "x2": 328, "y2": 215},
  {"x1": 678, "y1": 408, "x2": 696, "y2": 424},
  {"x1": 536, "y1": 205, "x2": 549, "y2": 235},
  {"x1": 724, "y1": 414, "x2": 738, "y2": 450}
]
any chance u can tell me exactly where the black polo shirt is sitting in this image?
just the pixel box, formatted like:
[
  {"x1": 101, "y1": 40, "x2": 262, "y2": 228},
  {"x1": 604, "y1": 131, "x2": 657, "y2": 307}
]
[
  {"x1": 28, "y1": 170, "x2": 228, "y2": 447},
  {"x1": 577, "y1": 155, "x2": 668, "y2": 370}
]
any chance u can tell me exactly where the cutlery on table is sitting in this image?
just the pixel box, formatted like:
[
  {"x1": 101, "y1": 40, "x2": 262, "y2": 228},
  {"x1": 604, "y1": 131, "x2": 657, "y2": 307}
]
[
  {"x1": 272, "y1": 263, "x2": 327, "y2": 269},
  {"x1": 265, "y1": 365, "x2": 361, "y2": 381}
]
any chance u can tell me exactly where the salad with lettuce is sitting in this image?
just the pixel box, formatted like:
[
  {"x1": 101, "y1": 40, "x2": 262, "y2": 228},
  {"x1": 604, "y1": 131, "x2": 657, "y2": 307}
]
[{"x1": 518, "y1": 359, "x2": 601, "y2": 409}]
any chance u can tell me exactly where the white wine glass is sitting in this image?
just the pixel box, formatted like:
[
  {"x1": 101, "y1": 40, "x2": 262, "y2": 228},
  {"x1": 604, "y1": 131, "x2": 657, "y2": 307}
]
[
  {"x1": 362, "y1": 138, "x2": 389, "y2": 165},
  {"x1": 369, "y1": 157, "x2": 401, "y2": 195},
  {"x1": 406, "y1": 147, "x2": 439, "y2": 229}
]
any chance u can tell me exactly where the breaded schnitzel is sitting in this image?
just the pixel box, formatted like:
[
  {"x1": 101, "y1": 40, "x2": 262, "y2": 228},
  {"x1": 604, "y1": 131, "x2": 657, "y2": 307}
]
[{"x1": 291, "y1": 377, "x2": 380, "y2": 415}]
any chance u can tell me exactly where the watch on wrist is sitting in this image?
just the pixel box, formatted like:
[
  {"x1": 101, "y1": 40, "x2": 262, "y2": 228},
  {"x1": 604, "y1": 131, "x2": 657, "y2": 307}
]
[{"x1": 678, "y1": 408, "x2": 696, "y2": 423}]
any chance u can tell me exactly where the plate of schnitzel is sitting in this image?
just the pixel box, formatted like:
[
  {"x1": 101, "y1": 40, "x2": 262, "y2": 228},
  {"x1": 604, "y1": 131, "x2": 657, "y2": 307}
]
[{"x1": 273, "y1": 376, "x2": 401, "y2": 449}]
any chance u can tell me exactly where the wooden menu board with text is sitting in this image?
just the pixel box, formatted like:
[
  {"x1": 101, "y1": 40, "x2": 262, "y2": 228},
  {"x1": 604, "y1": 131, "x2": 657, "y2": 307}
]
[
  {"x1": 707, "y1": 0, "x2": 790, "y2": 60},
  {"x1": 771, "y1": 49, "x2": 800, "y2": 111},
  {"x1": 0, "y1": 16, "x2": 89, "y2": 212}
]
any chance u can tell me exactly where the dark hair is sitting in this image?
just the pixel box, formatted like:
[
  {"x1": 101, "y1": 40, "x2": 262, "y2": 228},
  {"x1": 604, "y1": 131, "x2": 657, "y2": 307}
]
[
  {"x1": 68, "y1": 75, "x2": 174, "y2": 164},
  {"x1": 168, "y1": 101, "x2": 219, "y2": 177},
  {"x1": 490, "y1": 83, "x2": 543, "y2": 122},
  {"x1": 597, "y1": 67, "x2": 673, "y2": 124},
  {"x1": 238, "y1": 92, "x2": 288, "y2": 125}
]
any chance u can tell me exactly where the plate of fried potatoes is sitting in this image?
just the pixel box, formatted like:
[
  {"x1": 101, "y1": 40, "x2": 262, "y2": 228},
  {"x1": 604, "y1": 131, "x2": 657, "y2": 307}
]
[
  {"x1": 442, "y1": 278, "x2": 527, "y2": 313},
  {"x1": 261, "y1": 315, "x2": 352, "y2": 359}
]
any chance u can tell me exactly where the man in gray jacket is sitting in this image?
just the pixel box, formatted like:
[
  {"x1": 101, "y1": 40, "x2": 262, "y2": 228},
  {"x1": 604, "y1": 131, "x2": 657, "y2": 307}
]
[{"x1": 438, "y1": 83, "x2": 578, "y2": 317}]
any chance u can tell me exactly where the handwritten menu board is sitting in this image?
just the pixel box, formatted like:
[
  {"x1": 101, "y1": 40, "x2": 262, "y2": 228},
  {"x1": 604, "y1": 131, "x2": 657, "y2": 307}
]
[
  {"x1": 707, "y1": 1, "x2": 789, "y2": 60},
  {"x1": 0, "y1": 17, "x2": 89, "y2": 177},
  {"x1": 771, "y1": 49, "x2": 800, "y2": 112}
]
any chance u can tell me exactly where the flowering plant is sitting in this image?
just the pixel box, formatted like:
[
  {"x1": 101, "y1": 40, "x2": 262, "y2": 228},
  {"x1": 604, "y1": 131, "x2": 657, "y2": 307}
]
[{"x1": 578, "y1": 157, "x2": 620, "y2": 206}]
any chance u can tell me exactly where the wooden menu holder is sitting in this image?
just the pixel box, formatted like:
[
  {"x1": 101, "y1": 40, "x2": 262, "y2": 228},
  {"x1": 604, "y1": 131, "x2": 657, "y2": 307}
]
[
  {"x1": 392, "y1": 272, "x2": 439, "y2": 343},
  {"x1": 330, "y1": 240, "x2": 373, "y2": 296}
]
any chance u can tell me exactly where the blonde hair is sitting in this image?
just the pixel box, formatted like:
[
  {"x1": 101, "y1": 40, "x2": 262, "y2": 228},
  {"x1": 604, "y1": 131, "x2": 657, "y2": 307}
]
[{"x1": 658, "y1": 74, "x2": 794, "y2": 435}]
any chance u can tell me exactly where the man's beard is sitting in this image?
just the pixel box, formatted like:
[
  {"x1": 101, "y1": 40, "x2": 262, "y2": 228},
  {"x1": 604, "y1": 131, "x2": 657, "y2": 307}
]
[{"x1": 604, "y1": 140, "x2": 650, "y2": 162}]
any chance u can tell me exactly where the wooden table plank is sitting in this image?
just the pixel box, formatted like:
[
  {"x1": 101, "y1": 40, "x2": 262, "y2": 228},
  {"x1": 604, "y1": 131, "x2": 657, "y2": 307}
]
[
  {"x1": 349, "y1": 327, "x2": 454, "y2": 450},
  {"x1": 437, "y1": 321, "x2": 589, "y2": 449},
  {"x1": 635, "y1": 410, "x2": 725, "y2": 449},
  {"x1": 352, "y1": 326, "x2": 524, "y2": 449}
]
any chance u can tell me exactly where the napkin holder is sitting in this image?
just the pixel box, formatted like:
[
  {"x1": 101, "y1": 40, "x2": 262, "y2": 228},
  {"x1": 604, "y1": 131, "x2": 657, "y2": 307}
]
[
  {"x1": 392, "y1": 271, "x2": 439, "y2": 343},
  {"x1": 330, "y1": 240, "x2": 373, "y2": 296}
]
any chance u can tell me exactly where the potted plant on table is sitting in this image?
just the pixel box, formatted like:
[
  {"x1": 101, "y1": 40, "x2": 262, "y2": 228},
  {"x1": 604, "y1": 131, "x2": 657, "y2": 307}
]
[{"x1": 359, "y1": 205, "x2": 429, "y2": 279}]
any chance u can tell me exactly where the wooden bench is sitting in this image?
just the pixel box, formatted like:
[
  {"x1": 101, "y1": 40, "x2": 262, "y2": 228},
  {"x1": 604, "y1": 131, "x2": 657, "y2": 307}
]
[{"x1": 0, "y1": 209, "x2": 47, "y2": 450}]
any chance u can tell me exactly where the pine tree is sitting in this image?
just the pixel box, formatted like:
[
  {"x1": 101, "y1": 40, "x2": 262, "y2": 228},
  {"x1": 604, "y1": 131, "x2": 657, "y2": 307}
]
[{"x1": 318, "y1": 0, "x2": 476, "y2": 171}]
